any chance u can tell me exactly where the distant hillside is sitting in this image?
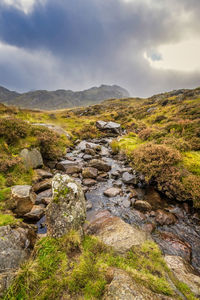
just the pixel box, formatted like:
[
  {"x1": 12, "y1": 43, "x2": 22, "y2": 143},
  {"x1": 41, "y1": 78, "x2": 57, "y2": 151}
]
[{"x1": 0, "y1": 84, "x2": 129, "y2": 110}]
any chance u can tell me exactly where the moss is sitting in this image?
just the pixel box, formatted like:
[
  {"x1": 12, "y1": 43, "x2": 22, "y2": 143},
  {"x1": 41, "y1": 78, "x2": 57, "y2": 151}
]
[
  {"x1": 115, "y1": 134, "x2": 144, "y2": 155},
  {"x1": 0, "y1": 214, "x2": 19, "y2": 226},
  {"x1": 183, "y1": 151, "x2": 200, "y2": 175}
]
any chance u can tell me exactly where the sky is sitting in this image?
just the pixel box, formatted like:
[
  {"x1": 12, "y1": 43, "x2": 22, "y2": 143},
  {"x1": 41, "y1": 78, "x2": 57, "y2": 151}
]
[{"x1": 0, "y1": 0, "x2": 200, "y2": 96}]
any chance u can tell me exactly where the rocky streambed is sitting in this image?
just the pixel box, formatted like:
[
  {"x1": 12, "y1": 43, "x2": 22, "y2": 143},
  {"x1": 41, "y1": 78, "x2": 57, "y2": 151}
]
[{"x1": 33, "y1": 136, "x2": 200, "y2": 276}]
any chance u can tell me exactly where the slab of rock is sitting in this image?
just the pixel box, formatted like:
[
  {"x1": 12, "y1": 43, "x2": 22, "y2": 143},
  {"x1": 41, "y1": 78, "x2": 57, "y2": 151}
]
[
  {"x1": 102, "y1": 269, "x2": 167, "y2": 300},
  {"x1": 83, "y1": 154, "x2": 92, "y2": 161},
  {"x1": 24, "y1": 205, "x2": 45, "y2": 220},
  {"x1": 56, "y1": 160, "x2": 81, "y2": 172},
  {"x1": 134, "y1": 200, "x2": 152, "y2": 212},
  {"x1": 122, "y1": 172, "x2": 137, "y2": 184},
  {"x1": 32, "y1": 123, "x2": 70, "y2": 138},
  {"x1": 155, "y1": 209, "x2": 177, "y2": 226},
  {"x1": 88, "y1": 159, "x2": 111, "y2": 172},
  {"x1": 96, "y1": 121, "x2": 121, "y2": 134},
  {"x1": 20, "y1": 148, "x2": 43, "y2": 170},
  {"x1": 165, "y1": 255, "x2": 200, "y2": 297},
  {"x1": 85, "y1": 211, "x2": 149, "y2": 254},
  {"x1": 76, "y1": 141, "x2": 101, "y2": 152},
  {"x1": 65, "y1": 165, "x2": 82, "y2": 175},
  {"x1": 10, "y1": 185, "x2": 36, "y2": 216},
  {"x1": 0, "y1": 224, "x2": 36, "y2": 296},
  {"x1": 35, "y1": 169, "x2": 52, "y2": 180},
  {"x1": 46, "y1": 174, "x2": 86, "y2": 238},
  {"x1": 104, "y1": 187, "x2": 121, "y2": 197},
  {"x1": 33, "y1": 179, "x2": 52, "y2": 193},
  {"x1": 113, "y1": 180, "x2": 123, "y2": 188},
  {"x1": 82, "y1": 167, "x2": 98, "y2": 179},
  {"x1": 82, "y1": 179, "x2": 97, "y2": 187}
]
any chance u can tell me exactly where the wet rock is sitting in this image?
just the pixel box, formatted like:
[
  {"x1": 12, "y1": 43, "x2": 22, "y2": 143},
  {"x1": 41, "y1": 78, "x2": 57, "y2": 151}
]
[
  {"x1": 42, "y1": 197, "x2": 52, "y2": 206},
  {"x1": 82, "y1": 179, "x2": 97, "y2": 187},
  {"x1": 102, "y1": 269, "x2": 165, "y2": 300},
  {"x1": 85, "y1": 210, "x2": 149, "y2": 254},
  {"x1": 24, "y1": 205, "x2": 45, "y2": 220},
  {"x1": 0, "y1": 224, "x2": 36, "y2": 296},
  {"x1": 101, "y1": 146, "x2": 110, "y2": 156},
  {"x1": 96, "y1": 120, "x2": 121, "y2": 134},
  {"x1": 10, "y1": 185, "x2": 36, "y2": 216},
  {"x1": 155, "y1": 209, "x2": 177, "y2": 226},
  {"x1": 104, "y1": 187, "x2": 121, "y2": 197},
  {"x1": 110, "y1": 170, "x2": 120, "y2": 179},
  {"x1": 46, "y1": 160, "x2": 57, "y2": 169},
  {"x1": 122, "y1": 172, "x2": 137, "y2": 184},
  {"x1": 134, "y1": 200, "x2": 152, "y2": 212},
  {"x1": 76, "y1": 141, "x2": 101, "y2": 152},
  {"x1": 33, "y1": 179, "x2": 52, "y2": 193},
  {"x1": 36, "y1": 189, "x2": 52, "y2": 204},
  {"x1": 155, "y1": 231, "x2": 192, "y2": 262},
  {"x1": 56, "y1": 160, "x2": 81, "y2": 172},
  {"x1": 46, "y1": 174, "x2": 86, "y2": 238},
  {"x1": 166, "y1": 206, "x2": 185, "y2": 219},
  {"x1": 165, "y1": 255, "x2": 200, "y2": 297},
  {"x1": 89, "y1": 159, "x2": 111, "y2": 172},
  {"x1": 20, "y1": 148, "x2": 43, "y2": 170},
  {"x1": 82, "y1": 167, "x2": 98, "y2": 179},
  {"x1": 85, "y1": 148, "x2": 96, "y2": 156}
]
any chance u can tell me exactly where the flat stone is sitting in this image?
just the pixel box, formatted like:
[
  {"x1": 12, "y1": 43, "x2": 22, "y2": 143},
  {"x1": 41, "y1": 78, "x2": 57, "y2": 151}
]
[
  {"x1": 82, "y1": 167, "x2": 98, "y2": 179},
  {"x1": 65, "y1": 165, "x2": 82, "y2": 174},
  {"x1": 88, "y1": 159, "x2": 111, "y2": 172},
  {"x1": 134, "y1": 200, "x2": 152, "y2": 212},
  {"x1": 35, "y1": 169, "x2": 52, "y2": 180},
  {"x1": 85, "y1": 210, "x2": 149, "y2": 254},
  {"x1": 24, "y1": 205, "x2": 45, "y2": 220},
  {"x1": 33, "y1": 179, "x2": 52, "y2": 193},
  {"x1": 83, "y1": 154, "x2": 92, "y2": 161},
  {"x1": 56, "y1": 160, "x2": 81, "y2": 172},
  {"x1": 82, "y1": 179, "x2": 97, "y2": 187},
  {"x1": 104, "y1": 187, "x2": 121, "y2": 197}
]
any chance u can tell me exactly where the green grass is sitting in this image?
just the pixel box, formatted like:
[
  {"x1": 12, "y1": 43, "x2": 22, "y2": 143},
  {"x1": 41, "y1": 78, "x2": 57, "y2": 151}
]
[{"x1": 111, "y1": 134, "x2": 144, "y2": 155}]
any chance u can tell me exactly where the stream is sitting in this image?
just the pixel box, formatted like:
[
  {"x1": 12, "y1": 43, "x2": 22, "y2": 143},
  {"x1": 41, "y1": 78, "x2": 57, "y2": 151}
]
[{"x1": 37, "y1": 136, "x2": 200, "y2": 274}]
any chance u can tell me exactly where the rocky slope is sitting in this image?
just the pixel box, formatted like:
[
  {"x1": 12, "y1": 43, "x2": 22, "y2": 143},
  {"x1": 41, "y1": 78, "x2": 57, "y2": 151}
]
[
  {"x1": 0, "y1": 87, "x2": 200, "y2": 299},
  {"x1": 0, "y1": 84, "x2": 129, "y2": 110}
]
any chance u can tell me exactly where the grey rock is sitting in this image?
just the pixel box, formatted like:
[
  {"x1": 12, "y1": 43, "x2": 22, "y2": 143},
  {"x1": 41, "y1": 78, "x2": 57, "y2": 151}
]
[
  {"x1": 82, "y1": 179, "x2": 97, "y2": 187},
  {"x1": 96, "y1": 120, "x2": 121, "y2": 134},
  {"x1": 20, "y1": 148, "x2": 43, "y2": 170},
  {"x1": 86, "y1": 201, "x2": 93, "y2": 211},
  {"x1": 83, "y1": 154, "x2": 92, "y2": 161},
  {"x1": 113, "y1": 180, "x2": 123, "y2": 188},
  {"x1": 33, "y1": 179, "x2": 52, "y2": 193},
  {"x1": 122, "y1": 199, "x2": 131, "y2": 208},
  {"x1": 35, "y1": 189, "x2": 52, "y2": 204},
  {"x1": 122, "y1": 172, "x2": 137, "y2": 184},
  {"x1": 56, "y1": 160, "x2": 81, "y2": 172},
  {"x1": 35, "y1": 169, "x2": 53, "y2": 180},
  {"x1": 46, "y1": 174, "x2": 86, "y2": 238}
]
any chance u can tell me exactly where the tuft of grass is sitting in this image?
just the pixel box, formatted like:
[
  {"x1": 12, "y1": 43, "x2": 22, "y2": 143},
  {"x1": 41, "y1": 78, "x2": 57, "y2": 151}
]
[{"x1": 183, "y1": 151, "x2": 200, "y2": 175}]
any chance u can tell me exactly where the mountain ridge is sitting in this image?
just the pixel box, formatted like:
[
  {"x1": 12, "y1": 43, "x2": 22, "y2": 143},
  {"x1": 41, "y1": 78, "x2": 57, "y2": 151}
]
[{"x1": 0, "y1": 84, "x2": 129, "y2": 110}]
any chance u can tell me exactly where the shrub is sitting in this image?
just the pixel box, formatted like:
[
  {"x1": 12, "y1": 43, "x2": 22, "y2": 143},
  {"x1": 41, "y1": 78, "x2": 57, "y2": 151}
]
[
  {"x1": 0, "y1": 117, "x2": 29, "y2": 144},
  {"x1": 31, "y1": 127, "x2": 66, "y2": 160},
  {"x1": 0, "y1": 154, "x2": 21, "y2": 172},
  {"x1": 138, "y1": 128, "x2": 154, "y2": 141},
  {"x1": 132, "y1": 143, "x2": 181, "y2": 182}
]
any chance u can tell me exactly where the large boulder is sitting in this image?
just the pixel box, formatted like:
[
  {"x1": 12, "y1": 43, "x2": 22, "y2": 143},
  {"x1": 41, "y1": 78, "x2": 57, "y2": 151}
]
[
  {"x1": 165, "y1": 255, "x2": 200, "y2": 297},
  {"x1": 88, "y1": 159, "x2": 111, "y2": 172},
  {"x1": 96, "y1": 121, "x2": 121, "y2": 134},
  {"x1": 46, "y1": 174, "x2": 86, "y2": 238},
  {"x1": 85, "y1": 211, "x2": 149, "y2": 254},
  {"x1": 10, "y1": 185, "x2": 36, "y2": 216},
  {"x1": 20, "y1": 148, "x2": 43, "y2": 170},
  {"x1": 0, "y1": 224, "x2": 36, "y2": 296}
]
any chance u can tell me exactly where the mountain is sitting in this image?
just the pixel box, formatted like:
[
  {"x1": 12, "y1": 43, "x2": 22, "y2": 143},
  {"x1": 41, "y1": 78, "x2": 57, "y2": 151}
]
[{"x1": 0, "y1": 84, "x2": 129, "y2": 110}]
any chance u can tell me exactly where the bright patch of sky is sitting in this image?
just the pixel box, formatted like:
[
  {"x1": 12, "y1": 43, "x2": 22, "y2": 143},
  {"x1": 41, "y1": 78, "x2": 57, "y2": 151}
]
[
  {"x1": 144, "y1": 38, "x2": 200, "y2": 72},
  {"x1": 2, "y1": 0, "x2": 45, "y2": 13}
]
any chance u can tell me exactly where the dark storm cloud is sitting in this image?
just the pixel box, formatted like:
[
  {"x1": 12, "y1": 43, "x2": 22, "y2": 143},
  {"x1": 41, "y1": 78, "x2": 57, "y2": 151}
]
[{"x1": 0, "y1": 0, "x2": 200, "y2": 96}]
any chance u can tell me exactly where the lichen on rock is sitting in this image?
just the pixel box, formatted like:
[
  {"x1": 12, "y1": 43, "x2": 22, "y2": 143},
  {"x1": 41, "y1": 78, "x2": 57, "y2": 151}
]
[{"x1": 46, "y1": 174, "x2": 86, "y2": 238}]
